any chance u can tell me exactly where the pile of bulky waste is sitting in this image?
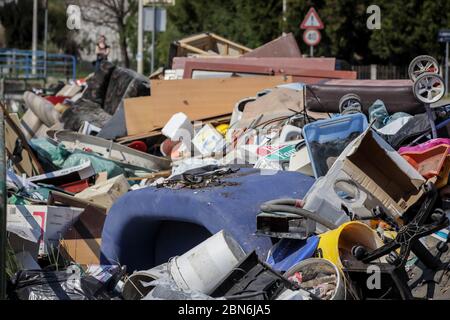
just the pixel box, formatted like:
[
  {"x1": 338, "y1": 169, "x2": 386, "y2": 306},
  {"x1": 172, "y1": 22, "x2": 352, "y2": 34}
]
[{"x1": 1, "y1": 34, "x2": 449, "y2": 300}]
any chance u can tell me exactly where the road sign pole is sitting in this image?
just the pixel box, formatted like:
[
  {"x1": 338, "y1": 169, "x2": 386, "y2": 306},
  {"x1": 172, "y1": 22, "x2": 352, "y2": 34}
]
[
  {"x1": 301, "y1": 7, "x2": 323, "y2": 56},
  {"x1": 151, "y1": 4, "x2": 156, "y2": 74},
  {"x1": 446, "y1": 41, "x2": 449, "y2": 95},
  {"x1": 32, "y1": 0, "x2": 38, "y2": 75},
  {"x1": 137, "y1": 0, "x2": 144, "y2": 74},
  {"x1": 282, "y1": 0, "x2": 287, "y2": 35}
]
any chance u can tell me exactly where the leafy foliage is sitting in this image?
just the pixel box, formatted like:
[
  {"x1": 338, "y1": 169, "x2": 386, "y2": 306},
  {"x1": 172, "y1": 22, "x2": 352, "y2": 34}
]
[{"x1": 1, "y1": 0, "x2": 450, "y2": 70}]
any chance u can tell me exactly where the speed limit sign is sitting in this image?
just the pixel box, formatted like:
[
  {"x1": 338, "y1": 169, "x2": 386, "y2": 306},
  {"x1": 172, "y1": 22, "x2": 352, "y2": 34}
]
[{"x1": 303, "y1": 28, "x2": 321, "y2": 46}]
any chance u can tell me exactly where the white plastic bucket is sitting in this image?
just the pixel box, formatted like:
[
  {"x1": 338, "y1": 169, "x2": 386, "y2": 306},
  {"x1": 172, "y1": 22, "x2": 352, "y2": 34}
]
[{"x1": 169, "y1": 230, "x2": 246, "y2": 294}]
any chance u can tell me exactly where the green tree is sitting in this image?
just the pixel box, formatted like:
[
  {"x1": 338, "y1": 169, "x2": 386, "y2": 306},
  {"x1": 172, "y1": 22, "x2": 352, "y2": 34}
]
[
  {"x1": 0, "y1": 0, "x2": 77, "y2": 55},
  {"x1": 369, "y1": 0, "x2": 450, "y2": 65}
]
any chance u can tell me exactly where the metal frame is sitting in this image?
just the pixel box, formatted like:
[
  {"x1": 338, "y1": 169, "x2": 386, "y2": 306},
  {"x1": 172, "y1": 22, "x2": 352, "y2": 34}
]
[
  {"x1": 0, "y1": 48, "x2": 77, "y2": 81},
  {"x1": 0, "y1": 105, "x2": 6, "y2": 300}
]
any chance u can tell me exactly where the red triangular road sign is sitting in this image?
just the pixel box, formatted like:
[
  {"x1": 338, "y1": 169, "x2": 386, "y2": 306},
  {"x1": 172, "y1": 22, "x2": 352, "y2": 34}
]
[{"x1": 300, "y1": 7, "x2": 324, "y2": 30}]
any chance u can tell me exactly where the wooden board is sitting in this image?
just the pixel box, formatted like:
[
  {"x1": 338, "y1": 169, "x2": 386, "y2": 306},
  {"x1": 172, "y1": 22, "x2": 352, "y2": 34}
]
[{"x1": 124, "y1": 76, "x2": 292, "y2": 136}]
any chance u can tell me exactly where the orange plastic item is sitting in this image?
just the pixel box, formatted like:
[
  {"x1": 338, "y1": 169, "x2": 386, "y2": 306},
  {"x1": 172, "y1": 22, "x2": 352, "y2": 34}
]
[
  {"x1": 401, "y1": 145, "x2": 450, "y2": 179},
  {"x1": 436, "y1": 155, "x2": 450, "y2": 189}
]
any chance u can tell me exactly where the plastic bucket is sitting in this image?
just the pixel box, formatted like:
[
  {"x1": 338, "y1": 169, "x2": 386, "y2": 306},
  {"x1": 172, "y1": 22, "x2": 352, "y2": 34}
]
[
  {"x1": 284, "y1": 258, "x2": 346, "y2": 300},
  {"x1": 168, "y1": 230, "x2": 246, "y2": 294},
  {"x1": 317, "y1": 221, "x2": 384, "y2": 268}
]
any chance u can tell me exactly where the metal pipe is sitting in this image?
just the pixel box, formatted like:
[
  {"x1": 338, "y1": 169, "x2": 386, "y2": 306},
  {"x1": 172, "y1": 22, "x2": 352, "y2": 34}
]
[
  {"x1": 446, "y1": 42, "x2": 449, "y2": 96},
  {"x1": 0, "y1": 106, "x2": 7, "y2": 300},
  {"x1": 151, "y1": 4, "x2": 156, "y2": 74},
  {"x1": 137, "y1": 0, "x2": 144, "y2": 74},
  {"x1": 32, "y1": 0, "x2": 38, "y2": 75},
  {"x1": 44, "y1": 0, "x2": 48, "y2": 79}
]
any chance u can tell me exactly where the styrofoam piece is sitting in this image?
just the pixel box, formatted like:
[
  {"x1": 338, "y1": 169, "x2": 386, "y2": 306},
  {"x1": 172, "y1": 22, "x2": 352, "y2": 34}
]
[{"x1": 162, "y1": 112, "x2": 194, "y2": 143}]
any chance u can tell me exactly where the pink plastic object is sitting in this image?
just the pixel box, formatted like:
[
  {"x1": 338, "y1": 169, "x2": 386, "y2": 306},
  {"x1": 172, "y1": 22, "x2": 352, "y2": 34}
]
[{"x1": 398, "y1": 138, "x2": 450, "y2": 155}]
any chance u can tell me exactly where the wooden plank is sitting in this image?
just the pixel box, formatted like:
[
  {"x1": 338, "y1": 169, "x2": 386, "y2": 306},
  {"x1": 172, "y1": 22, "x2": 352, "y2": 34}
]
[
  {"x1": 172, "y1": 57, "x2": 336, "y2": 70},
  {"x1": 124, "y1": 76, "x2": 292, "y2": 136},
  {"x1": 182, "y1": 60, "x2": 356, "y2": 82}
]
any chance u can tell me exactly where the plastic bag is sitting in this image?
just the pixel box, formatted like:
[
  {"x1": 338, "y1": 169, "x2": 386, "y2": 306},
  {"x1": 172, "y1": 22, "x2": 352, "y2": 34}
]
[{"x1": 9, "y1": 265, "x2": 125, "y2": 300}]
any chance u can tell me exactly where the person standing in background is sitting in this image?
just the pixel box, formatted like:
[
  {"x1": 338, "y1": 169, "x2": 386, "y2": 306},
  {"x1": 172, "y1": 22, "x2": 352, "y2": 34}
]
[{"x1": 94, "y1": 35, "x2": 110, "y2": 71}]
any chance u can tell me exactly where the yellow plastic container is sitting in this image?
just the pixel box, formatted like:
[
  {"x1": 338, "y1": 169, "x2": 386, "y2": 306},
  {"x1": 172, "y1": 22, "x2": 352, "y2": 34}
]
[
  {"x1": 317, "y1": 221, "x2": 384, "y2": 268},
  {"x1": 215, "y1": 124, "x2": 230, "y2": 136}
]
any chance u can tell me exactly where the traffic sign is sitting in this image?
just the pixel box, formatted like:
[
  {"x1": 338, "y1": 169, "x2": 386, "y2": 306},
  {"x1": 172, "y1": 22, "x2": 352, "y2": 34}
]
[
  {"x1": 144, "y1": 7, "x2": 167, "y2": 32},
  {"x1": 438, "y1": 29, "x2": 450, "y2": 43},
  {"x1": 300, "y1": 7, "x2": 324, "y2": 30},
  {"x1": 303, "y1": 29, "x2": 321, "y2": 47}
]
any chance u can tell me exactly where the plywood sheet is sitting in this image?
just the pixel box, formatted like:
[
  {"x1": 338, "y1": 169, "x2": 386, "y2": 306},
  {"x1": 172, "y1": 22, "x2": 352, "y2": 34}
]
[{"x1": 124, "y1": 76, "x2": 292, "y2": 135}]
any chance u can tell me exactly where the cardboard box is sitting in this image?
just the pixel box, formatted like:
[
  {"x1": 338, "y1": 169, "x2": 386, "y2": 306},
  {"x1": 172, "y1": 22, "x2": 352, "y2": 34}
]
[
  {"x1": 304, "y1": 128, "x2": 426, "y2": 230},
  {"x1": 49, "y1": 192, "x2": 107, "y2": 265},
  {"x1": 7, "y1": 205, "x2": 84, "y2": 255},
  {"x1": 192, "y1": 124, "x2": 225, "y2": 155},
  {"x1": 340, "y1": 128, "x2": 425, "y2": 215},
  {"x1": 75, "y1": 174, "x2": 129, "y2": 209}
]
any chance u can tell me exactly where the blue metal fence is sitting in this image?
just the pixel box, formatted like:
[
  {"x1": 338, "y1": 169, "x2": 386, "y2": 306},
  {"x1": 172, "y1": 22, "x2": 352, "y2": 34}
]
[{"x1": 0, "y1": 48, "x2": 76, "y2": 80}]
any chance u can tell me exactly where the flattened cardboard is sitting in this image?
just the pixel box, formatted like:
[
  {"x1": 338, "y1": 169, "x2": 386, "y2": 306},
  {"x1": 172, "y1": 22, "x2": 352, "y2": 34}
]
[{"x1": 7, "y1": 205, "x2": 84, "y2": 255}]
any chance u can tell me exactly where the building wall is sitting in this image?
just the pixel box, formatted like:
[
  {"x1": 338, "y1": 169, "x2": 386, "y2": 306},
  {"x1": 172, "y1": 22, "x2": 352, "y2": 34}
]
[{"x1": 73, "y1": 21, "x2": 123, "y2": 64}]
